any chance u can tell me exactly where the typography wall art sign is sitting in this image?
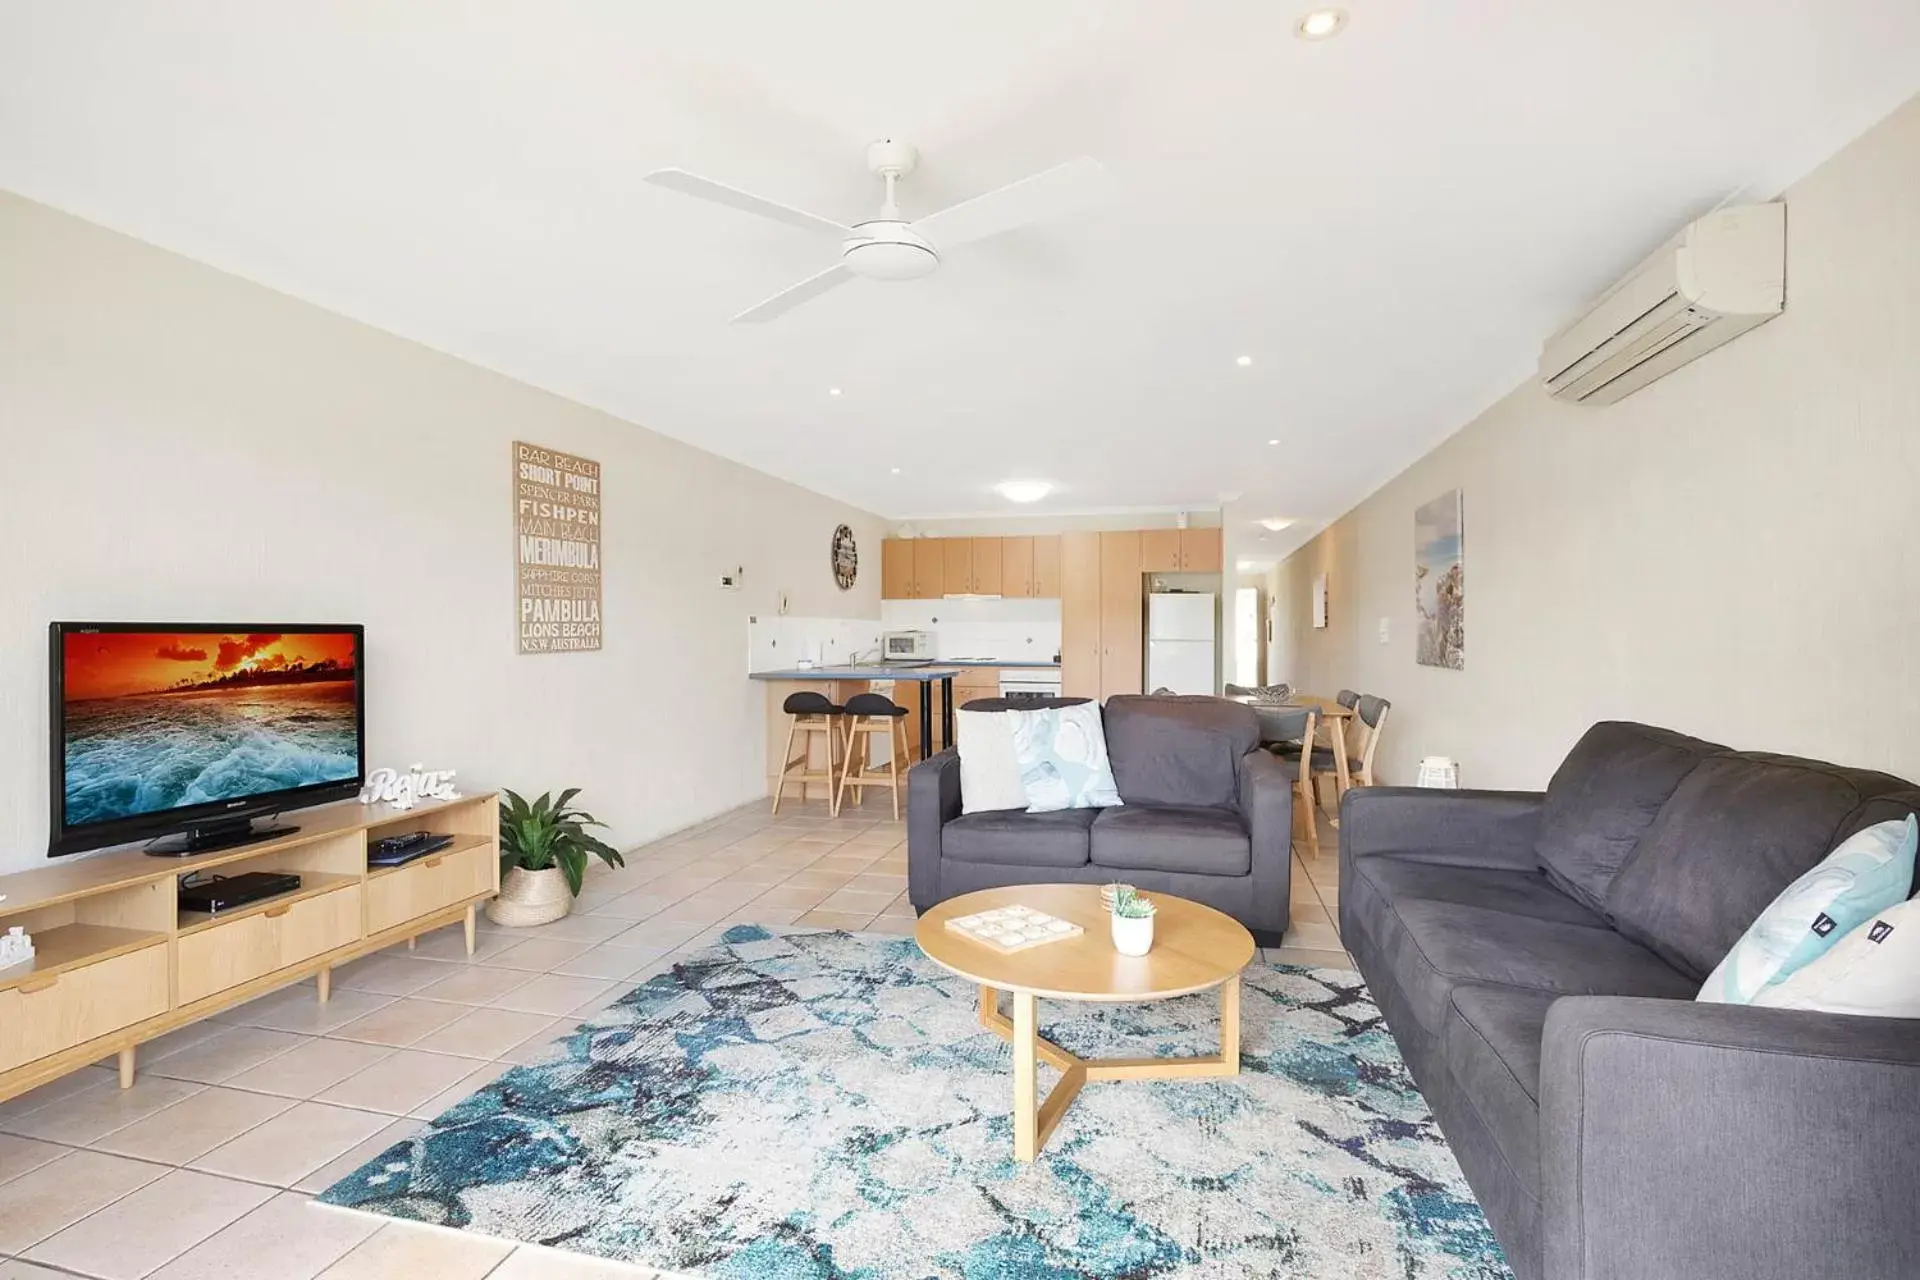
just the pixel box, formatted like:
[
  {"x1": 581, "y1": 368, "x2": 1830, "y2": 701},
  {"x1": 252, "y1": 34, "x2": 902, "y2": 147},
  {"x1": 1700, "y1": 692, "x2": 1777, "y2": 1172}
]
[{"x1": 514, "y1": 441, "x2": 602, "y2": 654}]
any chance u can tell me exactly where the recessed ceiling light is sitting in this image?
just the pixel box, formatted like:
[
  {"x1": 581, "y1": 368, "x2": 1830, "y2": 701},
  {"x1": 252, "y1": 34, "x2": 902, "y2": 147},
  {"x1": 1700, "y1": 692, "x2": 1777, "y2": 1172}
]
[
  {"x1": 828, "y1": 387, "x2": 843, "y2": 397},
  {"x1": 1259, "y1": 517, "x2": 1295, "y2": 532},
  {"x1": 1266, "y1": 438, "x2": 1280, "y2": 446},
  {"x1": 1295, "y1": 8, "x2": 1348, "y2": 40},
  {"x1": 994, "y1": 479, "x2": 1054, "y2": 504},
  {"x1": 890, "y1": 467, "x2": 901, "y2": 474},
  {"x1": 1236, "y1": 355, "x2": 1254, "y2": 367}
]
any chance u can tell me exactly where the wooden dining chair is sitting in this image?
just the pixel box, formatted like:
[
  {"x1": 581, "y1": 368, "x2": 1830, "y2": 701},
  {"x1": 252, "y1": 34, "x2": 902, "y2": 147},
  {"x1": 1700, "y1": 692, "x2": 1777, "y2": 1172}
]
[
  {"x1": 1351, "y1": 694, "x2": 1392, "y2": 788},
  {"x1": 1256, "y1": 706, "x2": 1321, "y2": 859}
]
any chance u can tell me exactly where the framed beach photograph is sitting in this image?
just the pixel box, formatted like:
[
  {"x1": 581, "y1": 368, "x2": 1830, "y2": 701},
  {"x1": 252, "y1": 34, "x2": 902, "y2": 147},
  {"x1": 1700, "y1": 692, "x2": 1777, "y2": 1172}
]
[{"x1": 1415, "y1": 489, "x2": 1464, "y2": 669}]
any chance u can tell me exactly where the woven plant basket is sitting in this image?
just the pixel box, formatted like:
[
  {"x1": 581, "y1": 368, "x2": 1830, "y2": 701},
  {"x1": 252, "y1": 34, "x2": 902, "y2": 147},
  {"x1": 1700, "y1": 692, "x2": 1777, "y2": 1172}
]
[{"x1": 486, "y1": 865, "x2": 574, "y2": 927}]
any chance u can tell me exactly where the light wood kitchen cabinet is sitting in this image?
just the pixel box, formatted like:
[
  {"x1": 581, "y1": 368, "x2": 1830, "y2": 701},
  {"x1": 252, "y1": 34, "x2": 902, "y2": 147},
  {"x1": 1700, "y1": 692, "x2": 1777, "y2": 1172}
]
[
  {"x1": 942, "y1": 539, "x2": 973, "y2": 596},
  {"x1": 1060, "y1": 532, "x2": 1102, "y2": 698},
  {"x1": 1032, "y1": 535, "x2": 1062, "y2": 598},
  {"x1": 1140, "y1": 528, "x2": 1182, "y2": 572},
  {"x1": 881, "y1": 539, "x2": 914, "y2": 599},
  {"x1": 912, "y1": 539, "x2": 945, "y2": 599},
  {"x1": 1001, "y1": 536, "x2": 1034, "y2": 597},
  {"x1": 1099, "y1": 530, "x2": 1144, "y2": 699},
  {"x1": 969, "y1": 538, "x2": 1003, "y2": 595},
  {"x1": 1179, "y1": 528, "x2": 1223, "y2": 572}
]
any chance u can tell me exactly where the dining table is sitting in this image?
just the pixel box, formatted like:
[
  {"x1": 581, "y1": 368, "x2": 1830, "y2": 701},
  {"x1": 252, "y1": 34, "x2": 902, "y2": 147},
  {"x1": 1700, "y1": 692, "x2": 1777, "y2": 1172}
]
[{"x1": 1225, "y1": 695, "x2": 1359, "y2": 800}]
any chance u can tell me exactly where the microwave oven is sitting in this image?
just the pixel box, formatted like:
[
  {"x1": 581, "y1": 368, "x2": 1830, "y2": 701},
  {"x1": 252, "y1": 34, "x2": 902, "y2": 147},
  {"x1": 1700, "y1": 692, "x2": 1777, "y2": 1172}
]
[{"x1": 882, "y1": 630, "x2": 933, "y2": 661}]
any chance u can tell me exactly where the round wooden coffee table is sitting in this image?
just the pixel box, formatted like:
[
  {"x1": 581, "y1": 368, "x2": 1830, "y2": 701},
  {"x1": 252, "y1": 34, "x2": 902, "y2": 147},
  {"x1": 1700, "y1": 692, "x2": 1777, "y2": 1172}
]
[{"x1": 915, "y1": 883, "x2": 1256, "y2": 1162}]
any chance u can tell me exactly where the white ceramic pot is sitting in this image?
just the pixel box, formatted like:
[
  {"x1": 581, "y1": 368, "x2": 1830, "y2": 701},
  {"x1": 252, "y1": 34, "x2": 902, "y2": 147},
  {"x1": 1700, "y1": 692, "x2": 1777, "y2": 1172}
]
[
  {"x1": 486, "y1": 865, "x2": 574, "y2": 927},
  {"x1": 1111, "y1": 911, "x2": 1155, "y2": 957}
]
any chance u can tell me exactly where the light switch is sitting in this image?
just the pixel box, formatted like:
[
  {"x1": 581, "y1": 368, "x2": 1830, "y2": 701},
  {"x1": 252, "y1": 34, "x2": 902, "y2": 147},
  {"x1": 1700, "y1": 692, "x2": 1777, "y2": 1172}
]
[{"x1": 1378, "y1": 616, "x2": 1391, "y2": 644}]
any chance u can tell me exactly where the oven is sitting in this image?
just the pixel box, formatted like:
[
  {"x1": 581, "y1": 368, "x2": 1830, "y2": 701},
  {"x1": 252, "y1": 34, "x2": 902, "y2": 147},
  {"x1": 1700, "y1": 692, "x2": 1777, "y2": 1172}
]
[{"x1": 1000, "y1": 668, "x2": 1064, "y2": 704}]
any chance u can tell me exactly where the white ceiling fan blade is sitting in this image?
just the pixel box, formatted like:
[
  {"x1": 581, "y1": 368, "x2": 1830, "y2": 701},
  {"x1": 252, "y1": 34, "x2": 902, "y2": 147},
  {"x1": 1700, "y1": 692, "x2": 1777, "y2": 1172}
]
[
  {"x1": 730, "y1": 263, "x2": 856, "y2": 324},
  {"x1": 911, "y1": 156, "x2": 1110, "y2": 248},
  {"x1": 643, "y1": 169, "x2": 851, "y2": 238}
]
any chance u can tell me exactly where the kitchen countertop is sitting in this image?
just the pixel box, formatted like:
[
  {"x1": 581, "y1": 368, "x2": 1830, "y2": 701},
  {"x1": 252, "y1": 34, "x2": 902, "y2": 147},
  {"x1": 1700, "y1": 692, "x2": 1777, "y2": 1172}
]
[
  {"x1": 749, "y1": 665, "x2": 966, "y2": 681},
  {"x1": 937, "y1": 659, "x2": 1061, "y2": 669}
]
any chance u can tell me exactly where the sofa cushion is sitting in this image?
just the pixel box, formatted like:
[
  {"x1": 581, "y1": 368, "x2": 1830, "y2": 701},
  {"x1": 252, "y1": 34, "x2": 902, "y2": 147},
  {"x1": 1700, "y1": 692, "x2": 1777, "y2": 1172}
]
[
  {"x1": 943, "y1": 807, "x2": 1095, "y2": 868},
  {"x1": 1534, "y1": 721, "x2": 1720, "y2": 915},
  {"x1": 1605, "y1": 753, "x2": 1912, "y2": 979},
  {"x1": 1089, "y1": 805, "x2": 1251, "y2": 876},
  {"x1": 1350, "y1": 893, "x2": 1695, "y2": 1036},
  {"x1": 1444, "y1": 985, "x2": 1557, "y2": 1203},
  {"x1": 1102, "y1": 695, "x2": 1258, "y2": 811},
  {"x1": 1351, "y1": 856, "x2": 1609, "y2": 930}
]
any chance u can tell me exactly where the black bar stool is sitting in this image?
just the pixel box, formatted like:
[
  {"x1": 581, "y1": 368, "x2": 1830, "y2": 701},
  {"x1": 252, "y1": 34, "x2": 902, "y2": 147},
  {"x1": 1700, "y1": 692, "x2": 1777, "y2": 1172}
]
[
  {"x1": 774, "y1": 691, "x2": 847, "y2": 815},
  {"x1": 836, "y1": 691, "x2": 910, "y2": 819}
]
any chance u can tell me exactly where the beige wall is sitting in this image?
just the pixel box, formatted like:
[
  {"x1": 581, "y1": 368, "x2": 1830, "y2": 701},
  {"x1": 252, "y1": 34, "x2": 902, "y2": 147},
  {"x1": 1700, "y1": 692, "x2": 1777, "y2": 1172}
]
[
  {"x1": 0, "y1": 192, "x2": 883, "y2": 875},
  {"x1": 1272, "y1": 93, "x2": 1920, "y2": 791}
]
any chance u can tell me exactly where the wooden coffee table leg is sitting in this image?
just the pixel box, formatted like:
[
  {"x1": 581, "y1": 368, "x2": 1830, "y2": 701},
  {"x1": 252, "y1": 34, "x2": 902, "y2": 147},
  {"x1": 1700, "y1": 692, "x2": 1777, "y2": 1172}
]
[
  {"x1": 1220, "y1": 975, "x2": 1241, "y2": 1074},
  {"x1": 979, "y1": 984, "x2": 999, "y2": 1028},
  {"x1": 1012, "y1": 991, "x2": 1038, "y2": 1162}
]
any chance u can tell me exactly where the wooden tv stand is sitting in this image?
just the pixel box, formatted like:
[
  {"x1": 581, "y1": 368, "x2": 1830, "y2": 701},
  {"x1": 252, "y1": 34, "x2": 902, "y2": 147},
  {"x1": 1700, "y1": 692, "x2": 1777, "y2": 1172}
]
[{"x1": 0, "y1": 792, "x2": 498, "y2": 1103}]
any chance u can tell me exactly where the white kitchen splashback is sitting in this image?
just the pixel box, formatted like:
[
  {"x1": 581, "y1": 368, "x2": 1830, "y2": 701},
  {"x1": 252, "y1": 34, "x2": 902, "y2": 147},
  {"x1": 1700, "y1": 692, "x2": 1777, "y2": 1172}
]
[
  {"x1": 747, "y1": 616, "x2": 886, "y2": 672},
  {"x1": 880, "y1": 598, "x2": 1062, "y2": 662}
]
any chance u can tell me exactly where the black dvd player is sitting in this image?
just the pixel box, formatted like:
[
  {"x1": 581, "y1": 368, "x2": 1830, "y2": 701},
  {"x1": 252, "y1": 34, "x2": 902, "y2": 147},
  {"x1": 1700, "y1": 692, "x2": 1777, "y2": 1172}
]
[{"x1": 177, "y1": 871, "x2": 302, "y2": 915}]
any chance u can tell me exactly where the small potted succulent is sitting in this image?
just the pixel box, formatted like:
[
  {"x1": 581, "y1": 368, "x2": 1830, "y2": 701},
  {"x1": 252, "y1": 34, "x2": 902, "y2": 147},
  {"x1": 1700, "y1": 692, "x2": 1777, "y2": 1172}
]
[
  {"x1": 1110, "y1": 886, "x2": 1158, "y2": 957},
  {"x1": 487, "y1": 788, "x2": 625, "y2": 927}
]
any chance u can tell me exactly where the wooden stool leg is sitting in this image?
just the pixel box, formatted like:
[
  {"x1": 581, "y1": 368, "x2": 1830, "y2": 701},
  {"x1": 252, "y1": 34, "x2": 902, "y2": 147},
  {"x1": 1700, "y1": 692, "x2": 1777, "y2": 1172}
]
[
  {"x1": 887, "y1": 720, "x2": 902, "y2": 821},
  {"x1": 118, "y1": 1045, "x2": 136, "y2": 1090},
  {"x1": 772, "y1": 718, "x2": 797, "y2": 814},
  {"x1": 836, "y1": 720, "x2": 858, "y2": 814}
]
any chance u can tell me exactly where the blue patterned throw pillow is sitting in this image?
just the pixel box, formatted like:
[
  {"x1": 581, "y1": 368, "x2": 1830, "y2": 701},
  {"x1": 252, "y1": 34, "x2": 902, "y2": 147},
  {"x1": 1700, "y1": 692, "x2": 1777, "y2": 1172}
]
[
  {"x1": 1005, "y1": 702, "x2": 1123, "y2": 813},
  {"x1": 1699, "y1": 815, "x2": 1918, "y2": 1005}
]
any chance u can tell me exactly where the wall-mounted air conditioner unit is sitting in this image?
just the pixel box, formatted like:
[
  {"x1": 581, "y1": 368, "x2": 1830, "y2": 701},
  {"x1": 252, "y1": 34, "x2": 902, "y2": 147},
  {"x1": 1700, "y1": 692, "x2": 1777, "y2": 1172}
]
[{"x1": 1540, "y1": 203, "x2": 1785, "y2": 406}]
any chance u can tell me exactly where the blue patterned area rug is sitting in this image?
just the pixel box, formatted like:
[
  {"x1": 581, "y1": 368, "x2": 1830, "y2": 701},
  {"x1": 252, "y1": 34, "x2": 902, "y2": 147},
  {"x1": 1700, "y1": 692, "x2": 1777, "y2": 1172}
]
[{"x1": 319, "y1": 926, "x2": 1511, "y2": 1279}]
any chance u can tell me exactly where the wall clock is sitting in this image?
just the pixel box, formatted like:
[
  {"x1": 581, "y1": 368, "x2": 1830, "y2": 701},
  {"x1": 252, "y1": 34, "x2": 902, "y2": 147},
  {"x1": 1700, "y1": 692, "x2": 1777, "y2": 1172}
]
[{"x1": 831, "y1": 524, "x2": 858, "y2": 590}]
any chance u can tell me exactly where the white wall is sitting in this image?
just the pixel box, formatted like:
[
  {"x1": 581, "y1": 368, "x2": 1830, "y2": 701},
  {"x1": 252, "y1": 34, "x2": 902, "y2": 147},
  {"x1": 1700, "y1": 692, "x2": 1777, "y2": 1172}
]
[
  {"x1": 1270, "y1": 93, "x2": 1920, "y2": 790},
  {"x1": 0, "y1": 192, "x2": 883, "y2": 874}
]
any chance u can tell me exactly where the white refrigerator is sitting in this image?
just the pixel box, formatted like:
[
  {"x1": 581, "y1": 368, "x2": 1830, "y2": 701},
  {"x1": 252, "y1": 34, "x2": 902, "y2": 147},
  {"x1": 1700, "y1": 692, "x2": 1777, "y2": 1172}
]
[{"x1": 1147, "y1": 592, "x2": 1217, "y2": 695}]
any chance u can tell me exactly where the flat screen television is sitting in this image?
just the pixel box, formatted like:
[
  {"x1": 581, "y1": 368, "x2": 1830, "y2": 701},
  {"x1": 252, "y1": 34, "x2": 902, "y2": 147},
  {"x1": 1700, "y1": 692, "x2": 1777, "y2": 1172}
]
[{"x1": 49, "y1": 623, "x2": 366, "y2": 858}]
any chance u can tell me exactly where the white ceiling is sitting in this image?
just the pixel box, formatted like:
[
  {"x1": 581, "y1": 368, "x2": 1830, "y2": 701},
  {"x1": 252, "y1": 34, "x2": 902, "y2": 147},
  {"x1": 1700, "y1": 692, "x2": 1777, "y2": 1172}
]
[{"x1": 3, "y1": 3, "x2": 1915, "y2": 538}]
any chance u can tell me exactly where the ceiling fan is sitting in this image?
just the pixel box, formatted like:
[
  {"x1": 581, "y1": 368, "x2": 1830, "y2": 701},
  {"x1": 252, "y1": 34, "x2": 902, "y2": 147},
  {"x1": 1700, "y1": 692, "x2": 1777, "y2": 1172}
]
[{"x1": 644, "y1": 140, "x2": 1107, "y2": 323}]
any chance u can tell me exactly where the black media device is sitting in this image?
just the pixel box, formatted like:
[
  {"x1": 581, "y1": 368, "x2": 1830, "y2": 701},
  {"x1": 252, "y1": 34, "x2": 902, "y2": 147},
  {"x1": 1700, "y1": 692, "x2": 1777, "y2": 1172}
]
[
  {"x1": 369, "y1": 831, "x2": 456, "y2": 868},
  {"x1": 48, "y1": 622, "x2": 366, "y2": 859},
  {"x1": 177, "y1": 871, "x2": 304, "y2": 915}
]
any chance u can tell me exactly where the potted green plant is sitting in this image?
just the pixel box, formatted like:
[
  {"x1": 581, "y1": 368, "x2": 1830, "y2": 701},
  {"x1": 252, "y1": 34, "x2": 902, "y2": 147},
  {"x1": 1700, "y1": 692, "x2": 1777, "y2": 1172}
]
[
  {"x1": 1110, "y1": 886, "x2": 1157, "y2": 957},
  {"x1": 486, "y1": 788, "x2": 625, "y2": 927}
]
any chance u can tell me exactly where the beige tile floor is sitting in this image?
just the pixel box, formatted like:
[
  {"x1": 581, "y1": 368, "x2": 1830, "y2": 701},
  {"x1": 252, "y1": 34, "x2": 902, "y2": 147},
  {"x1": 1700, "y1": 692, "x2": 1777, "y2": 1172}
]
[{"x1": 0, "y1": 796, "x2": 1348, "y2": 1280}]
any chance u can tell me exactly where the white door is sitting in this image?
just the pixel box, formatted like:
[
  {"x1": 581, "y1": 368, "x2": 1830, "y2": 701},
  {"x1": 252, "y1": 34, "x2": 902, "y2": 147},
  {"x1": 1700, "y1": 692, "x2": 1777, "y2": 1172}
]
[{"x1": 1233, "y1": 587, "x2": 1261, "y2": 686}]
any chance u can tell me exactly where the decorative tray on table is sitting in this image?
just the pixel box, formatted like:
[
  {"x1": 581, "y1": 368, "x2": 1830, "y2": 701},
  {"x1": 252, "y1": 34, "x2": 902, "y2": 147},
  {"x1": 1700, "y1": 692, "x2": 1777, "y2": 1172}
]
[{"x1": 945, "y1": 905, "x2": 1084, "y2": 954}]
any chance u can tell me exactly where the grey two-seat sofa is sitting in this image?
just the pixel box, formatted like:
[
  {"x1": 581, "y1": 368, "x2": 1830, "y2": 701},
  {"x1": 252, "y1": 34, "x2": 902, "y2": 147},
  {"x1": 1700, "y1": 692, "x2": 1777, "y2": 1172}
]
[
  {"x1": 1343, "y1": 720, "x2": 1920, "y2": 1280},
  {"x1": 907, "y1": 694, "x2": 1294, "y2": 942}
]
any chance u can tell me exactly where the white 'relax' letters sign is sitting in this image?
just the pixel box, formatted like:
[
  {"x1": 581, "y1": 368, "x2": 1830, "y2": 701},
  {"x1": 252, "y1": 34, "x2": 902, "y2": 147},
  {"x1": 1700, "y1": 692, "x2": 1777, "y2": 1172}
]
[{"x1": 361, "y1": 764, "x2": 460, "y2": 810}]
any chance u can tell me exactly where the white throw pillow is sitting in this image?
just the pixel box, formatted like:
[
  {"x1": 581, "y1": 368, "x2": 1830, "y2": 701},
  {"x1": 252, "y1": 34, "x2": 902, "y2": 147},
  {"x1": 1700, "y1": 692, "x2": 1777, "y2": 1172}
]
[
  {"x1": 1753, "y1": 896, "x2": 1920, "y2": 1018},
  {"x1": 956, "y1": 708, "x2": 1028, "y2": 814},
  {"x1": 1698, "y1": 815, "x2": 1918, "y2": 1005}
]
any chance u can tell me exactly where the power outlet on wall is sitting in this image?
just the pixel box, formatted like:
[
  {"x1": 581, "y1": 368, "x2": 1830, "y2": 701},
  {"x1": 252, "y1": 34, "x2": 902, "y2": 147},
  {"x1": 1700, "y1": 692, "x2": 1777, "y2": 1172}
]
[{"x1": 719, "y1": 566, "x2": 744, "y2": 591}]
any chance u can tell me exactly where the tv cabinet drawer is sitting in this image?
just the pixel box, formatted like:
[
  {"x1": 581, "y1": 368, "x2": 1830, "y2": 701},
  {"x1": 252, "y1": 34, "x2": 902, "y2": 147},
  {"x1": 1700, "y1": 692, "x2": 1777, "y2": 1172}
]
[
  {"x1": 176, "y1": 883, "x2": 362, "y2": 1006},
  {"x1": 365, "y1": 841, "x2": 494, "y2": 936},
  {"x1": 0, "y1": 943, "x2": 168, "y2": 1073}
]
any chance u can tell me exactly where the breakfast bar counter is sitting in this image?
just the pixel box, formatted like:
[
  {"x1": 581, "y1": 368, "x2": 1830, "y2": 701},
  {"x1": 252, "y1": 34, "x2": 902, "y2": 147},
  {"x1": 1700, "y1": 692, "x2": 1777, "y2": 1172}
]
[{"x1": 750, "y1": 666, "x2": 963, "y2": 799}]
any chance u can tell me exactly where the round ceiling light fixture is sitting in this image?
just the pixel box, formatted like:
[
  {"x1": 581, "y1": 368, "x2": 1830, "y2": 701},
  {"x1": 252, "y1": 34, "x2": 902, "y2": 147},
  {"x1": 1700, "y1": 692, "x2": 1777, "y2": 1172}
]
[
  {"x1": 1295, "y1": 8, "x2": 1349, "y2": 40},
  {"x1": 994, "y1": 479, "x2": 1054, "y2": 504},
  {"x1": 1259, "y1": 517, "x2": 1295, "y2": 532},
  {"x1": 828, "y1": 387, "x2": 843, "y2": 397},
  {"x1": 1236, "y1": 355, "x2": 1255, "y2": 367},
  {"x1": 842, "y1": 221, "x2": 940, "y2": 281}
]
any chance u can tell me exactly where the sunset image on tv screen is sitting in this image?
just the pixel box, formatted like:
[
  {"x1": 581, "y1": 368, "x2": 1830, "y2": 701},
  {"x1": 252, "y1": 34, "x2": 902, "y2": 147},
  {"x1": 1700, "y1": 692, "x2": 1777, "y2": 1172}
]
[{"x1": 61, "y1": 630, "x2": 361, "y2": 828}]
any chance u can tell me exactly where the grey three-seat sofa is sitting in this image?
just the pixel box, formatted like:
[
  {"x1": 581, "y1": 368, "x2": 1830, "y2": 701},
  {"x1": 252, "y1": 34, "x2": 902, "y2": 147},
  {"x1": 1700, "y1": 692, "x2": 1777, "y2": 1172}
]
[{"x1": 1342, "y1": 720, "x2": 1920, "y2": 1280}]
